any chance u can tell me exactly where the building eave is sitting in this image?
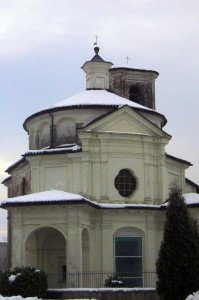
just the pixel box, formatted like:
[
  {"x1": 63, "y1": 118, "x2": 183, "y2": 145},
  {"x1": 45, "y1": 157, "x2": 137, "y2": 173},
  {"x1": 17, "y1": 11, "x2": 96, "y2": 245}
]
[
  {"x1": 1, "y1": 198, "x2": 164, "y2": 211},
  {"x1": 110, "y1": 66, "x2": 159, "y2": 76},
  {"x1": 165, "y1": 153, "x2": 192, "y2": 166},
  {"x1": 185, "y1": 178, "x2": 199, "y2": 193},
  {"x1": 23, "y1": 104, "x2": 167, "y2": 132},
  {"x1": 5, "y1": 157, "x2": 28, "y2": 173}
]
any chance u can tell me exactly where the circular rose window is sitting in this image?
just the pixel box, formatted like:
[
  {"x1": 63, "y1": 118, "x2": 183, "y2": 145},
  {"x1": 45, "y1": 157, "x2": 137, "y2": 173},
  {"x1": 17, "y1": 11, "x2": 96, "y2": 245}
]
[{"x1": 114, "y1": 169, "x2": 137, "y2": 197}]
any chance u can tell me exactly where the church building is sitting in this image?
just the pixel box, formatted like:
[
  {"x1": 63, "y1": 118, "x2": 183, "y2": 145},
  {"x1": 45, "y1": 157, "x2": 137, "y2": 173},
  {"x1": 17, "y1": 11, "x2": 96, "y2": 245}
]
[{"x1": 1, "y1": 46, "x2": 199, "y2": 288}]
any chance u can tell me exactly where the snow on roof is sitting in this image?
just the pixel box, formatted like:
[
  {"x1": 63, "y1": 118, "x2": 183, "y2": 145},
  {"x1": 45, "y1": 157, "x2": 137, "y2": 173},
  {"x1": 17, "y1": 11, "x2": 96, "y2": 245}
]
[
  {"x1": 1, "y1": 190, "x2": 85, "y2": 205},
  {"x1": 0, "y1": 190, "x2": 160, "y2": 209},
  {"x1": 111, "y1": 65, "x2": 159, "y2": 74},
  {"x1": 47, "y1": 90, "x2": 153, "y2": 111},
  {"x1": 0, "y1": 191, "x2": 160, "y2": 210},
  {"x1": 183, "y1": 193, "x2": 199, "y2": 205},
  {"x1": 24, "y1": 144, "x2": 81, "y2": 156},
  {"x1": 1, "y1": 190, "x2": 199, "y2": 209},
  {"x1": 161, "y1": 193, "x2": 199, "y2": 207}
]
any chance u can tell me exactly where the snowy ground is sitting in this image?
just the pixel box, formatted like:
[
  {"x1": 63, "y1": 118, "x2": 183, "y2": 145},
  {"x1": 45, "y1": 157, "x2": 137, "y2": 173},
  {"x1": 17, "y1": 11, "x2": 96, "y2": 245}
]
[
  {"x1": 0, "y1": 297, "x2": 41, "y2": 300},
  {"x1": 1, "y1": 291, "x2": 198, "y2": 300},
  {"x1": 186, "y1": 292, "x2": 199, "y2": 300},
  {"x1": 0, "y1": 296, "x2": 96, "y2": 300}
]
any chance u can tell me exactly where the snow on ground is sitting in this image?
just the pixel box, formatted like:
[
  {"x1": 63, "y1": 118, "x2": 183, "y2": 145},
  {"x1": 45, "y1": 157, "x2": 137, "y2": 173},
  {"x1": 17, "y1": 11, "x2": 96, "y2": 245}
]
[
  {"x1": 0, "y1": 297, "x2": 96, "y2": 300},
  {"x1": 0, "y1": 296, "x2": 40, "y2": 300},
  {"x1": 186, "y1": 291, "x2": 199, "y2": 300}
]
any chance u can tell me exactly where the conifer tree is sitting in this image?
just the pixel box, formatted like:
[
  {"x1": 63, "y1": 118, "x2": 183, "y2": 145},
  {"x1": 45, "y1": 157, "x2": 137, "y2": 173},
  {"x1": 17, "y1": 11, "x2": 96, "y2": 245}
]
[{"x1": 156, "y1": 185, "x2": 199, "y2": 300}]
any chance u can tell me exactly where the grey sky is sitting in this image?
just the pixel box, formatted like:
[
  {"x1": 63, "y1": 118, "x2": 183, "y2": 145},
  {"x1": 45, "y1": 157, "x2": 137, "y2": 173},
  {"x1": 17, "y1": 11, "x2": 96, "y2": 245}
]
[{"x1": 0, "y1": 0, "x2": 199, "y2": 238}]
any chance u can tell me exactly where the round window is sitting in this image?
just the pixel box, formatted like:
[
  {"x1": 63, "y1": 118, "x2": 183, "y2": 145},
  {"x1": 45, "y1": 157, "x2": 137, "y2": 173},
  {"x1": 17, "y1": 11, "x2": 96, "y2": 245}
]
[{"x1": 114, "y1": 169, "x2": 137, "y2": 197}]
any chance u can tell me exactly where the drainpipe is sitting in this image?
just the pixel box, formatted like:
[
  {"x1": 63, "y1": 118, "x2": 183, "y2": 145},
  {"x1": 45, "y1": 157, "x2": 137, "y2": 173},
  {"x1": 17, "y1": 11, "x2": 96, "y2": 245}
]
[{"x1": 49, "y1": 113, "x2": 54, "y2": 148}]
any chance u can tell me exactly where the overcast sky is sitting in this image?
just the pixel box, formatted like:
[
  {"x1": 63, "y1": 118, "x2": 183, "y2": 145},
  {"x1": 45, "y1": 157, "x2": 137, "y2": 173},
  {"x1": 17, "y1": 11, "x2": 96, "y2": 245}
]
[{"x1": 0, "y1": 0, "x2": 199, "y2": 238}]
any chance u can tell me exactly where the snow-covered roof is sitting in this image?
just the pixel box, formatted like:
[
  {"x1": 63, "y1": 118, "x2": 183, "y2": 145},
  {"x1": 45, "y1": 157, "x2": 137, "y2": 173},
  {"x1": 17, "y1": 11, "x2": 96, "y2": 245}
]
[
  {"x1": 47, "y1": 90, "x2": 153, "y2": 111},
  {"x1": 0, "y1": 190, "x2": 160, "y2": 209},
  {"x1": 1, "y1": 190, "x2": 199, "y2": 209},
  {"x1": 183, "y1": 193, "x2": 199, "y2": 206},
  {"x1": 24, "y1": 144, "x2": 82, "y2": 156},
  {"x1": 111, "y1": 65, "x2": 159, "y2": 75},
  {"x1": 23, "y1": 89, "x2": 167, "y2": 130},
  {"x1": 1, "y1": 190, "x2": 85, "y2": 204}
]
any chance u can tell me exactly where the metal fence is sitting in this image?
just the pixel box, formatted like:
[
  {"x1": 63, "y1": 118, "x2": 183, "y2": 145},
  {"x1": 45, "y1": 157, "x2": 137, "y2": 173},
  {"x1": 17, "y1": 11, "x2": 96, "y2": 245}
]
[{"x1": 47, "y1": 270, "x2": 156, "y2": 289}]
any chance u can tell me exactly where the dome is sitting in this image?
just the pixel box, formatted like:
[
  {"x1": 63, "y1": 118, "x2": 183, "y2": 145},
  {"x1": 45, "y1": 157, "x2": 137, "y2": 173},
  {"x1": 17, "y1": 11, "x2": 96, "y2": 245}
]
[{"x1": 23, "y1": 48, "x2": 167, "y2": 151}]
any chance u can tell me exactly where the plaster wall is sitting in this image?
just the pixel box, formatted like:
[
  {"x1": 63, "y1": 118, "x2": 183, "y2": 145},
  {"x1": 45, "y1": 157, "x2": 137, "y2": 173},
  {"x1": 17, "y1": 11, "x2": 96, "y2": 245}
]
[{"x1": 8, "y1": 204, "x2": 164, "y2": 287}]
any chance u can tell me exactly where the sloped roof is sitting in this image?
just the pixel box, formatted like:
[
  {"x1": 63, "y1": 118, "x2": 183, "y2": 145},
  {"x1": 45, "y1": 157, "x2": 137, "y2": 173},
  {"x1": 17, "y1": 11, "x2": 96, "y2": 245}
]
[
  {"x1": 185, "y1": 178, "x2": 199, "y2": 193},
  {"x1": 2, "y1": 190, "x2": 199, "y2": 209},
  {"x1": 24, "y1": 90, "x2": 167, "y2": 129},
  {"x1": 5, "y1": 157, "x2": 27, "y2": 173},
  {"x1": 82, "y1": 105, "x2": 170, "y2": 138},
  {"x1": 47, "y1": 90, "x2": 153, "y2": 111},
  {"x1": 0, "y1": 190, "x2": 161, "y2": 209},
  {"x1": 90, "y1": 54, "x2": 105, "y2": 62},
  {"x1": 165, "y1": 153, "x2": 192, "y2": 166},
  {"x1": 24, "y1": 144, "x2": 82, "y2": 157},
  {"x1": 111, "y1": 65, "x2": 159, "y2": 75}
]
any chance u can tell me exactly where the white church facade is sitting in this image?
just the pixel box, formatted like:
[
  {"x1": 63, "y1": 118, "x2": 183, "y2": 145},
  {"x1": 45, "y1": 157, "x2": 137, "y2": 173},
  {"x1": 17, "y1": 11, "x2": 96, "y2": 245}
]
[{"x1": 1, "y1": 46, "x2": 199, "y2": 288}]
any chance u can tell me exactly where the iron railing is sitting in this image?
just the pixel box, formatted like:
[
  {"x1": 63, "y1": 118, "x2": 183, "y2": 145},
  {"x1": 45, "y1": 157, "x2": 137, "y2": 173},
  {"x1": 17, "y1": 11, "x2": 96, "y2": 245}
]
[{"x1": 47, "y1": 270, "x2": 156, "y2": 289}]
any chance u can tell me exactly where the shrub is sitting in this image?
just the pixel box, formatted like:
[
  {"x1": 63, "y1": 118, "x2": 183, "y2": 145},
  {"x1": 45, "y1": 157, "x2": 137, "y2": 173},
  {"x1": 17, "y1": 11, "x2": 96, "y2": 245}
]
[
  {"x1": 0, "y1": 270, "x2": 2, "y2": 287},
  {"x1": 156, "y1": 186, "x2": 199, "y2": 300},
  {"x1": 0, "y1": 266, "x2": 47, "y2": 298},
  {"x1": 104, "y1": 274, "x2": 124, "y2": 287}
]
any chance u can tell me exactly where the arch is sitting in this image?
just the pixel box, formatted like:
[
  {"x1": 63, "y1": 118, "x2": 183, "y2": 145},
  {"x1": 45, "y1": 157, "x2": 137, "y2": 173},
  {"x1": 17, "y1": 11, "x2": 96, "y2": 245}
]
[
  {"x1": 24, "y1": 224, "x2": 67, "y2": 244},
  {"x1": 114, "y1": 227, "x2": 144, "y2": 287},
  {"x1": 114, "y1": 227, "x2": 144, "y2": 237},
  {"x1": 56, "y1": 117, "x2": 76, "y2": 146},
  {"x1": 129, "y1": 85, "x2": 143, "y2": 104},
  {"x1": 25, "y1": 226, "x2": 66, "y2": 288},
  {"x1": 39, "y1": 121, "x2": 50, "y2": 149}
]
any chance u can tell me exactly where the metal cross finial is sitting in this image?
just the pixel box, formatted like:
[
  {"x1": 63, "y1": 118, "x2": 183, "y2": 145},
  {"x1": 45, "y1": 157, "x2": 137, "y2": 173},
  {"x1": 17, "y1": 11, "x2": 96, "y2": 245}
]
[
  {"x1": 125, "y1": 56, "x2": 130, "y2": 65},
  {"x1": 94, "y1": 35, "x2": 98, "y2": 46}
]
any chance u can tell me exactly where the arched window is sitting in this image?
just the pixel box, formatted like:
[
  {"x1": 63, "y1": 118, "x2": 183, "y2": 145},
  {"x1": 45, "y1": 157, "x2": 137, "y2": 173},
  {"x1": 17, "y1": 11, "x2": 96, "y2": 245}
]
[
  {"x1": 114, "y1": 227, "x2": 143, "y2": 287},
  {"x1": 82, "y1": 228, "x2": 90, "y2": 272},
  {"x1": 114, "y1": 169, "x2": 137, "y2": 197},
  {"x1": 129, "y1": 86, "x2": 143, "y2": 104},
  {"x1": 21, "y1": 177, "x2": 27, "y2": 196}
]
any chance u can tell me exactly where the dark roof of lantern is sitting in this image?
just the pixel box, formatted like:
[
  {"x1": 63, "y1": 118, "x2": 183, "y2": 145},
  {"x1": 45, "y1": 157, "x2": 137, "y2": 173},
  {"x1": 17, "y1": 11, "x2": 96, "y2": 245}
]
[
  {"x1": 90, "y1": 54, "x2": 105, "y2": 62},
  {"x1": 110, "y1": 66, "x2": 159, "y2": 76}
]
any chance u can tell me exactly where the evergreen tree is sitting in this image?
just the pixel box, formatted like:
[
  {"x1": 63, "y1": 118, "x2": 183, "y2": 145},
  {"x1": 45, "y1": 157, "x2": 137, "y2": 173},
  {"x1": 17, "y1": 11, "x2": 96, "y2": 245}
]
[{"x1": 156, "y1": 185, "x2": 199, "y2": 300}]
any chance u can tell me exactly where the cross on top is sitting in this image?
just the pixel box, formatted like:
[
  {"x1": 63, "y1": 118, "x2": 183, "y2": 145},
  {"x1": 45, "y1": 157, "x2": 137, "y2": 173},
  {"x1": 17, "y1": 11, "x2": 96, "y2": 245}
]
[{"x1": 125, "y1": 56, "x2": 130, "y2": 65}]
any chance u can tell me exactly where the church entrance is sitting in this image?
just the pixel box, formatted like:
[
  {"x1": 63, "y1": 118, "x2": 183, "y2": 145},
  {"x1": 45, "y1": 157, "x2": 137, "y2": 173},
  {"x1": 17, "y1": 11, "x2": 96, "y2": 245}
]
[{"x1": 25, "y1": 227, "x2": 66, "y2": 288}]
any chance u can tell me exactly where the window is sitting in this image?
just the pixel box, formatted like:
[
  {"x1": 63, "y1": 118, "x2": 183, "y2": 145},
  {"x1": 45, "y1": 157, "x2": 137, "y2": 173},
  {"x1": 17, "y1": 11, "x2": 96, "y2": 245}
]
[
  {"x1": 114, "y1": 169, "x2": 136, "y2": 197},
  {"x1": 21, "y1": 177, "x2": 27, "y2": 196},
  {"x1": 129, "y1": 86, "x2": 143, "y2": 104},
  {"x1": 115, "y1": 236, "x2": 143, "y2": 287}
]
